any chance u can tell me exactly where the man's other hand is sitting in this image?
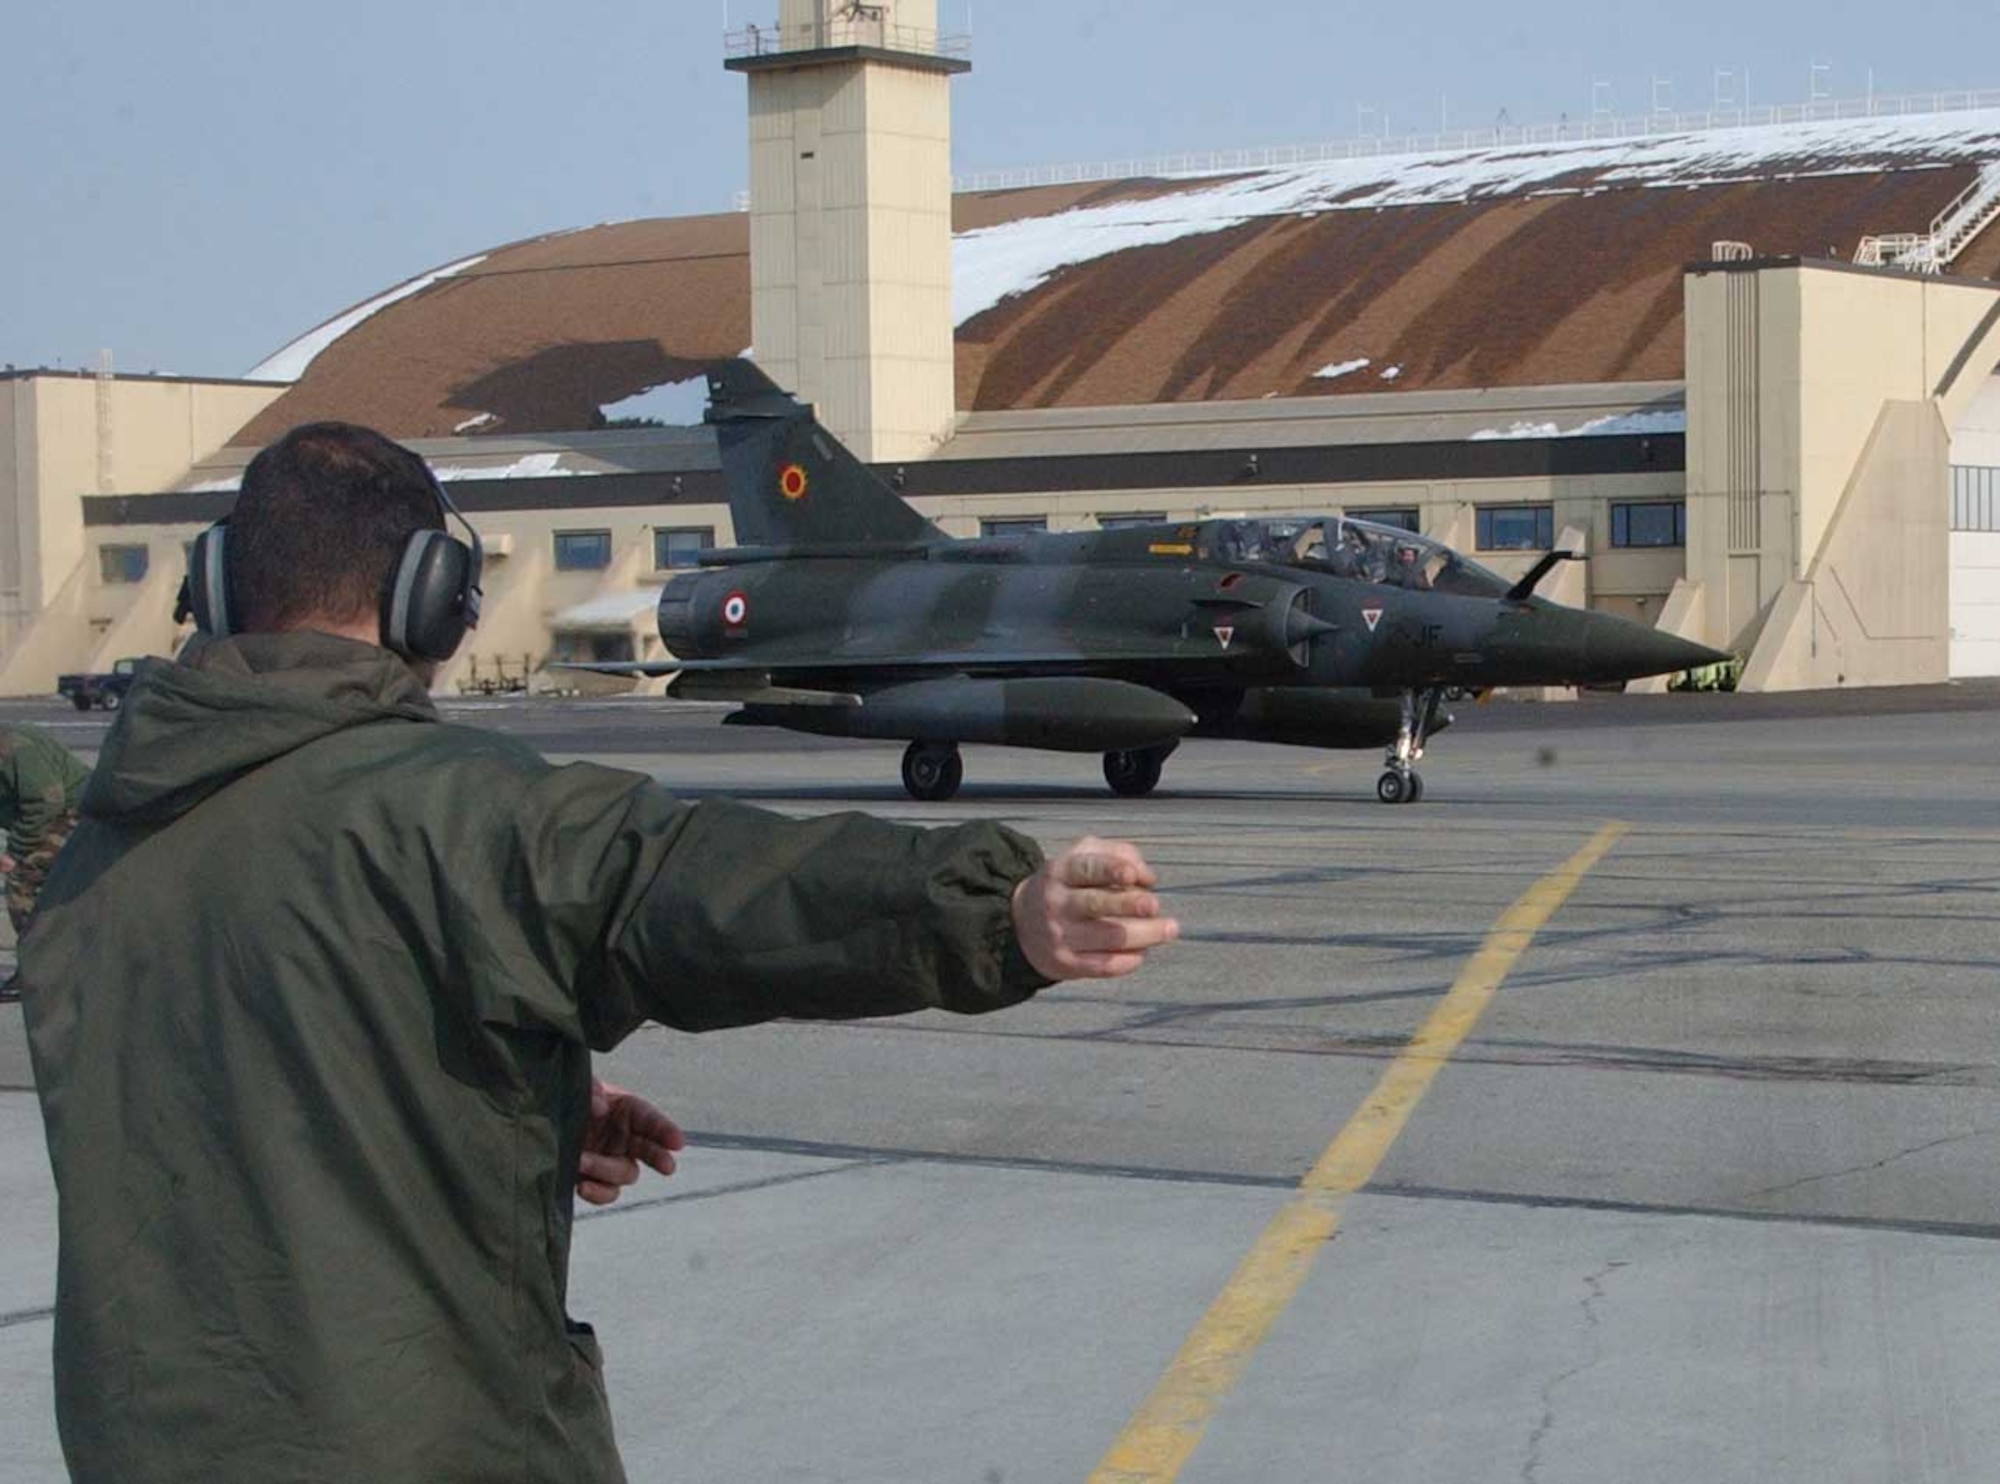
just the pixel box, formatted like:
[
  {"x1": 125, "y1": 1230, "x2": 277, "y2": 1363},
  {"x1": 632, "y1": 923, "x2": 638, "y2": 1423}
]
[
  {"x1": 578, "y1": 1079, "x2": 687, "y2": 1207},
  {"x1": 1012, "y1": 836, "x2": 1179, "y2": 981}
]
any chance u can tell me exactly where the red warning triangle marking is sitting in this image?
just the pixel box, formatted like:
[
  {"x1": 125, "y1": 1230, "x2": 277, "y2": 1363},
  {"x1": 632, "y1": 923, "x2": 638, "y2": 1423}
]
[
  {"x1": 1361, "y1": 608, "x2": 1384, "y2": 633},
  {"x1": 1214, "y1": 626, "x2": 1235, "y2": 650}
]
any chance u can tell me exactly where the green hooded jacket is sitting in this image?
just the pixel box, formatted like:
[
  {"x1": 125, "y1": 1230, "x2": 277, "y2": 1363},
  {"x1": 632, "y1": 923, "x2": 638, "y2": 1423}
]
[
  {"x1": 0, "y1": 722, "x2": 90, "y2": 858},
  {"x1": 24, "y1": 633, "x2": 1050, "y2": 1484}
]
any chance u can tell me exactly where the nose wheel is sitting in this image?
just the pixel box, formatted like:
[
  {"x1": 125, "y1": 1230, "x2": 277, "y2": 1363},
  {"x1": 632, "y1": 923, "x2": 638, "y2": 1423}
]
[
  {"x1": 901, "y1": 741, "x2": 964, "y2": 802},
  {"x1": 1376, "y1": 768, "x2": 1423, "y2": 804},
  {"x1": 1377, "y1": 687, "x2": 1445, "y2": 805}
]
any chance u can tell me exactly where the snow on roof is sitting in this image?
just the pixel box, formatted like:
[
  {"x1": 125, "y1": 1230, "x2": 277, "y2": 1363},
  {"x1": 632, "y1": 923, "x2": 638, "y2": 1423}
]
[
  {"x1": 432, "y1": 452, "x2": 598, "y2": 481},
  {"x1": 553, "y1": 586, "x2": 665, "y2": 630},
  {"x1": 246, "y1": 252, "x2": 491, "y2": 383},
  {"x1": 953, "y1": 111, "x2": 2000, "y2": 323},
  {"x1": 1470, "y1": 409, "x2": 1689, "y2": 441}
]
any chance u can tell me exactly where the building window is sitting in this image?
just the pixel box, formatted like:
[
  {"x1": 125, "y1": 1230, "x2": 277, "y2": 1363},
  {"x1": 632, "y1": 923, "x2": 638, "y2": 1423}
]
[
  {"x1": 1097, "y1": 512, "x2": 1165, "y2": 529},
  {"x1": 654, "y1": 527, "x2": 714, "y2": 570},
  {"x1": 554, "y1": 530, "x2": 612, "y2": 571},
  {"x1": 1610, "y1": 501, "x2": 1687, "y2": 548},
  {"x1": 1475, "y1": 506, "x2": 1554, "y2": 551},
  {"x1": 1347, "y1": 507, "x2": 1420, "y2": 533},
  {"x1": 551, "y1": 632, "x2": 635, "y2": 664},
  {"x1": 980, "y1": 517, "x2": 1047, "y2": 538},
  {"x1": 1953, "y1": 466, "x2": 2000, "y2": 532},
  {"x1": 99, "y1": 544, "x2": 149, "y2": 584}
]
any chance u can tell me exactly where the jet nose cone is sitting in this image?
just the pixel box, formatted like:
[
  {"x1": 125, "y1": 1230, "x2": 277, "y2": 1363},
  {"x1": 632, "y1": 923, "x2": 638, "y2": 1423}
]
[{"x1": 1584, "y1": 613, "x2": 1734, "y2": 682}]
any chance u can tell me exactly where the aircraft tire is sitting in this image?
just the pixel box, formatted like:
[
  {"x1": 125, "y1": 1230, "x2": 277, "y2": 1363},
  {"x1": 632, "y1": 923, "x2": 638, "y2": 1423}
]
[
  {"x1": 1376, "y1": 769, "x2": 1411, "y2": 805},
  {"x1": 901, "y1": 741, "x2": 964, "y2": 802},
  {"x1": 1103, "y1": 746, "x2": 1167, "y2": 799}
]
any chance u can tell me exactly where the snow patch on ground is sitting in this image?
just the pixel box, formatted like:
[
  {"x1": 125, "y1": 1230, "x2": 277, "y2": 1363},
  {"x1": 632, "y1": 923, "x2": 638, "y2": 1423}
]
[
  {"x1": 1380, "y1": 366, "x2": 1403, "y2": 381},
  {"x1": 246, "y1": 252, "x2": 491, "y2": 382},
  {"x1": 1471, "y1": 409, "x2": 1688, "y2": 440},
  {"x1": 598, "y1": 377, "x2": 711, "y2": 426},
  {"x1": 1314, "y1": 358, "x2": 1372, "y2": 379},
  {"x1": 454, "y1": 412, "x2": 498, "y2": 434},
  {"x1": 952, "y1": 111, "x2": 2000, "y2": 324}
]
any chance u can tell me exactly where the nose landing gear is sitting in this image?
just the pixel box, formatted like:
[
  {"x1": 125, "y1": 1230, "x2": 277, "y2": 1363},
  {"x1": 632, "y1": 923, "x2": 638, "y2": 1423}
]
[{"x1": 1376, "y1": 687, "x2": 1446, "y2": 805}]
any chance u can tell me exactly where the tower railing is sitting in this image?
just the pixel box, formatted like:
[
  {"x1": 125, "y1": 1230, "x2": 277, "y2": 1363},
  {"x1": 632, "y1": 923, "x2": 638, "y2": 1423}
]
[{"x1": 725, "y1": 19, "x2": 970, "y2": 62}]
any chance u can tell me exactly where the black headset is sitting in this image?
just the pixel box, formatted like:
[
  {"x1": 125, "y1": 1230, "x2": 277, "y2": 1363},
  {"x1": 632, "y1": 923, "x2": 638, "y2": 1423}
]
[{"x1": 177, "y1": 465, "x2": 484, "y2": 664}]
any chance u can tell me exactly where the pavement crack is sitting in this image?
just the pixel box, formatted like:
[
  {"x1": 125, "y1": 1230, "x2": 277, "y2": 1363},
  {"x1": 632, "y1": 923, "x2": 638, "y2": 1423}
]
[
  {"x1": 1741, "y1": 1125, "x2": 2000, "y2": 1204},
  {"x1": 1521, "y1": 1260, "x2": 1624, "y2": 1484},
  {"x1": 577, "y1": 1156, "x2": 892, "y2": 1223}
]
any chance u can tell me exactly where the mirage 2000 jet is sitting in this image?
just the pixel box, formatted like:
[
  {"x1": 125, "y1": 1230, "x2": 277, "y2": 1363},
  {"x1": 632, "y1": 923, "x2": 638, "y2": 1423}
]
[{"x1": 576, "y1": 360, "x2": 1729, "y2": 804}]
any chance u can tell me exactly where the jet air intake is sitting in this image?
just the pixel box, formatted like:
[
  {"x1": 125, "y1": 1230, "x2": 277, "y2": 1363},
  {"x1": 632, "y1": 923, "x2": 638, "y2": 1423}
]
[{"x1": 1195, "y1": 580, "x2": 1332, "y2": 670}]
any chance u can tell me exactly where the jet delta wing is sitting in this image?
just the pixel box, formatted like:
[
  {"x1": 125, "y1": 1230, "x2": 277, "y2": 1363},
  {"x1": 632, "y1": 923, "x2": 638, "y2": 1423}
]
[{"x1": 573, "y1": 359, "x2": 1730, "y2": 803}]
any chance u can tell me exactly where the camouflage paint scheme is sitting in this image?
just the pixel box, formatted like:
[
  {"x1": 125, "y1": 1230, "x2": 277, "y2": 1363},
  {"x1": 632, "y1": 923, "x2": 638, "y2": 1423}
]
[{"x1": 577, "y1": 361, "x2": 1730, "y2": 803}]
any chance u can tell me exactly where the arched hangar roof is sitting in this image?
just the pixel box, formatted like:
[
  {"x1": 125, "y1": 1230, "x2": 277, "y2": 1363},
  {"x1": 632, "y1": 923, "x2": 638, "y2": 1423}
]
[{"x1": 235, "y1": 111, "x2": 2000, "y2": 445}]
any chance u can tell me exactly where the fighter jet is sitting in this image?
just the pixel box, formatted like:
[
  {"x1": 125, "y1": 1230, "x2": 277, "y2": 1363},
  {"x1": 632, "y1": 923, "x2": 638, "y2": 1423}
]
[{"x1": 578, "y1": 360, "x2": 1729, "y2": 803}]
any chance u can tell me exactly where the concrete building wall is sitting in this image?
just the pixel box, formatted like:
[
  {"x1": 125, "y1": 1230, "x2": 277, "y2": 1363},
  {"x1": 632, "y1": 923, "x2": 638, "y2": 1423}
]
[
  {"x1": 1684, "y1": 263, "x2": 2000, "y2": 690},
  {"x1": 1952, "y1": 374, "x2": 2000, "y2": 466},
  {"x1": 0, "y1": 375, "x2": 283, "y2": 684}
]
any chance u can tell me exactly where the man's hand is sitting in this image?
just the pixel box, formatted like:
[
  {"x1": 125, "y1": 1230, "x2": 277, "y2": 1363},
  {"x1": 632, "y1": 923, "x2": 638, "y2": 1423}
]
[
  {"x1": 578, "y1": 1080, "x2": 686, "y2": 1207},
  {"x1": 0, "y1": 855, "x2": 14, "y2": 876},
  {"x1": 1011, "y1": 836, "x2": 1178, "y2": 981}
]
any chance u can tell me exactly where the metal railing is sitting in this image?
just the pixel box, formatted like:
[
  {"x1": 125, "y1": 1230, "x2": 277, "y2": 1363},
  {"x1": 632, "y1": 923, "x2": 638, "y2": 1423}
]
[
  {"x1": 1857, "y1": 163, "x2": 2000, "y2": 272},
  {"x1": 952, "y1": 87, "x2": 2000, "y2": 194},
  {"x1": 725, "y1": 18, "x2": 970, "y2": 62}
]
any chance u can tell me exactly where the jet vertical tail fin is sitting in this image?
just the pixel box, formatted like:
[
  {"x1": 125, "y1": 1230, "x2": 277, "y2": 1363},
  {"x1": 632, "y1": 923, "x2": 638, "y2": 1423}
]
[{"x1": 704, "y1": 360, "x2": 946, "y2": 548}]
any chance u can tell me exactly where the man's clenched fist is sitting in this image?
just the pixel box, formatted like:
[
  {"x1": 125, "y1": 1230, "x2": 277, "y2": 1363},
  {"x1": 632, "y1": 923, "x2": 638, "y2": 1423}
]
[{"x1": 1011, "y1": 836, "x2": 1178, "y2": 981}]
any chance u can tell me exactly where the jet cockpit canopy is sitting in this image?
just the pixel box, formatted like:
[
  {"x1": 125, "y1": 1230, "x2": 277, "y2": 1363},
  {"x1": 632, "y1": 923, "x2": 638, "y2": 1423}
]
[{"x1": 1198, "y1": 516, "x2": 1511, "y2": 599}]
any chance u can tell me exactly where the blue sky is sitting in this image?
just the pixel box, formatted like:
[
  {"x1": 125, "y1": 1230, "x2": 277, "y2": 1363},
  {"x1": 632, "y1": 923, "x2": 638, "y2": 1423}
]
[{"x1": 6, "y1": 0, "x2": 1997, "y2": 379}]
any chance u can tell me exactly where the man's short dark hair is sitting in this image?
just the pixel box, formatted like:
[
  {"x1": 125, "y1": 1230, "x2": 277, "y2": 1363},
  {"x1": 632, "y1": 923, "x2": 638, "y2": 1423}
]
[{"x1": 229, "y1": 423, "x2": 444, "y2": 635}]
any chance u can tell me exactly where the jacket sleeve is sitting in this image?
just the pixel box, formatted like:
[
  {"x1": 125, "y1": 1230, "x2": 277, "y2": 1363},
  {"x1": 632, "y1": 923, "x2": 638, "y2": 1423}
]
[
  {"x1": 508, "y1": 764, "x2": 1052, "y2": 1047},
  {"x1": 4, "y1": 756, "x2": 58, "y2": 860}
]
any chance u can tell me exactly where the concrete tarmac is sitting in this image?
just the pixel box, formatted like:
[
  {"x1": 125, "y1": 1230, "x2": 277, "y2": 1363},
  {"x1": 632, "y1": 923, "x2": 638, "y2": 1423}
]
[{"x1": 1, "y1": 685, "x2": 1997, "y2": 1481}]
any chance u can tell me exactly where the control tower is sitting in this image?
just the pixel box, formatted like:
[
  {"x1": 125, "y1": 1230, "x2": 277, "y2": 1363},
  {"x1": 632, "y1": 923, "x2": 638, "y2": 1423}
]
[{"x1": 725, "y1": 2, "x2": 970, "y2": 463}]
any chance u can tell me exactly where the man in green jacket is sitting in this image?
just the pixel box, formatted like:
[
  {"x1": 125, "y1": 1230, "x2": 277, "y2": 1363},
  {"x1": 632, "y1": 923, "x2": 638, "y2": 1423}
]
[{"x1": 23, "y1": 423, "x2": 1176, "y2": 1484}]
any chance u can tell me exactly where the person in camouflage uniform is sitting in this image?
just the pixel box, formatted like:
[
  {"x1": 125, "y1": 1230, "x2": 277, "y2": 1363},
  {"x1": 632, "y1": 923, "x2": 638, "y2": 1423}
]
[{"x1": 0, "y1": 722, "x2": 89, "y2": 940}]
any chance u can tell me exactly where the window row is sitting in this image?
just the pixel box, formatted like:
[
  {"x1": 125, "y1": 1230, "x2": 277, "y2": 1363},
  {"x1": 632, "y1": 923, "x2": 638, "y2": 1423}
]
[
  {"x1": 550, "y1": 528, "x2": 718, "y2": 572},
  {"x1": 91, "y1": 501, "x2": 1695, "y2": 589}
]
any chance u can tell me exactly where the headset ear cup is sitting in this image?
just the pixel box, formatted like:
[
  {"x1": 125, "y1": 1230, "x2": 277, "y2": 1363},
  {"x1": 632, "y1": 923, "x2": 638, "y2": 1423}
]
[
  {"x1": 185, "y1": 525, "x2": 231, "y2": 637},
  {"x1": 384, "y1": 530, "x2": 474, "y2": 663}
]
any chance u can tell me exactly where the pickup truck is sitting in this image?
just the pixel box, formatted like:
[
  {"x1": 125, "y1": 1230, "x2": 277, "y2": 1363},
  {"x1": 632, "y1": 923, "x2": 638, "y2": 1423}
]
[{"x1": 57, "y1": 656, "x2": 143, "y2": 712}]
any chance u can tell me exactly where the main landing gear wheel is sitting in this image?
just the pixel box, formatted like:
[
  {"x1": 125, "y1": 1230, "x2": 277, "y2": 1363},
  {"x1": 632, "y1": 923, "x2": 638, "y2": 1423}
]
[
  {"x1": 901, "y1": 741, "x2": 964, "y2": 802},
  {"x1": 1103, "y1": 744, "x2": 1172, "y2": 799},
  {"x1": 1376, "y1": 769, "x2": 1423, "y2": 805}
]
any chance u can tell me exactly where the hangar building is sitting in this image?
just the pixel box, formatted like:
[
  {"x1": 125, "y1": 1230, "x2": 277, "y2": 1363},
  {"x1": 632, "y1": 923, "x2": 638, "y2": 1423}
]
[{"x1": 5, "y1": 0, "x2": 1999, "y2": 697}]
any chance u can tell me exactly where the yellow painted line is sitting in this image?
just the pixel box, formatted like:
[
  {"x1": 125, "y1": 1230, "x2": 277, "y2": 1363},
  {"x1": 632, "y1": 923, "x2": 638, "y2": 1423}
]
[{"x1": 1087, "y1": 821, "x2": 1630, "y2": 1484}]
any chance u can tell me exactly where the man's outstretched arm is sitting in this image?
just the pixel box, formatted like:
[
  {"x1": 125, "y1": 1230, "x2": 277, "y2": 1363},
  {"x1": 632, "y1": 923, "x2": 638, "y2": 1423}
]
[{"x1": 573, "y1": 795, "x2": 1175, "y2": 1040}]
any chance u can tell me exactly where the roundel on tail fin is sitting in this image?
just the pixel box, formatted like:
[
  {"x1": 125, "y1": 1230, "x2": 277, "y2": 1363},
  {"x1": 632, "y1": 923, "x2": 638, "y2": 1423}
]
[{"x1": 779, "y1": 463, "x2": 809, "y2": 502}]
